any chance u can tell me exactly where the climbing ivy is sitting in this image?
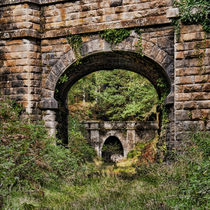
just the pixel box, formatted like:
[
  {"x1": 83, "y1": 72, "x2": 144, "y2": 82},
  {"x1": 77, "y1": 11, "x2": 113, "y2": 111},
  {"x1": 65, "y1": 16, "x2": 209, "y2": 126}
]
[
  {"x1": 67, "y1": 33, "x2": 83, "y2": 64},
  {"x1": 173, "y1": 0, "x2": 210, "y2": 33},
  {"x1": 171, "y1": 18, "x2": 181, "y2": 42},
  {"x1": 100, "y1": 28, "x2": 131, "y2": 47},
  {"x1": 135, "y1": 28, "x2": 144, "y2": 57}
]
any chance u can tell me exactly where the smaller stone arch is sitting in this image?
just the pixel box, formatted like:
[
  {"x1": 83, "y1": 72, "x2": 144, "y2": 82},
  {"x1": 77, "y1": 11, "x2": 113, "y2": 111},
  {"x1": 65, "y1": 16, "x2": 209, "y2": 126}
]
[
  {"x1": 102, "y1": 136, "x2": 124, "y2": 162},
  {"x1": 100, "y1": 130, "x2": 128, "y2": 157}
]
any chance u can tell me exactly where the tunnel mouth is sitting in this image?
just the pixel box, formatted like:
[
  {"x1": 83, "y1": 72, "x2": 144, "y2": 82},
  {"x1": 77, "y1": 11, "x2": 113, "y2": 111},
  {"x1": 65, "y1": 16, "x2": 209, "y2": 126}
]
[
  {"x1": 53, "y1": 51, "x2": 172, "y2": 145},
  {"x1": 102, "y1": 136, "x2": 124, "y2": 163}
]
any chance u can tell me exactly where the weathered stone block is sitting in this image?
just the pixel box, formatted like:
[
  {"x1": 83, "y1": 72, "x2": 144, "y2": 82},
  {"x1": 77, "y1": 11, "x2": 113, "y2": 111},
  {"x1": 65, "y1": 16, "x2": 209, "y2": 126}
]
[
  {"x1": 175, "y1": 110, "x2": 191, "y2": 121},
  {"x1": 166, "y1": 8, "x2": 179, "y2": 18},
  {"x1": 182, "y1": 32, "x2": 206, "y2": 42},
  {"x1": 39, "y1": 98, "x2": 58, "y2": 109}
]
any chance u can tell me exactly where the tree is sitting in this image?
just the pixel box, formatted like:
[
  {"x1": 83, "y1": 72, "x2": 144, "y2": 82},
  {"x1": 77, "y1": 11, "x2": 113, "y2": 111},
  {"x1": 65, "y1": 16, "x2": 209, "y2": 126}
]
[{"x1": 68, "y1": 69, "x2": 158, "y2": 121}]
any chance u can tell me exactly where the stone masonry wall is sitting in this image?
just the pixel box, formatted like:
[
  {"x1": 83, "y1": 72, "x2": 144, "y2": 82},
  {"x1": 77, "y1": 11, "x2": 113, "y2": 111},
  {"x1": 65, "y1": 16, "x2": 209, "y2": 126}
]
[
  {"x1": 0, "y1": 2, "x2": 41, "y2": 118},
  {"x1": 41, "y1": 26, "x2": 174, "y2": 91},
  {"x1": 42, "y1": 0, "x2": 172, "y2": 37},
  {"x1": 0, "y1": 38, "x2": 41, "y2": 118},
  {"x1": 0, "y1": 0, "x2": 209, "y2": 149},
  {"x1": 0, "y1": 3, "x2": 40, "y2": 39},
  {"x1": 175, "y1": 24, "x2": 210, "y2": 147},
  {"x1": 84, "y1": 121, "x2": 158, "y2": 157}
]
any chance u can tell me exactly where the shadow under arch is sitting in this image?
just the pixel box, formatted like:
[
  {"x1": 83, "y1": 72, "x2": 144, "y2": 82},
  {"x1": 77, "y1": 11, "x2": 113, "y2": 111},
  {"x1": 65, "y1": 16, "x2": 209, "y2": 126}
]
[
  {"x1": 102, "y1": 136, "x2": 124, "y2": 162},
  {"x1": 54, "y1": 51, "x2": 172, "y2": 144}
]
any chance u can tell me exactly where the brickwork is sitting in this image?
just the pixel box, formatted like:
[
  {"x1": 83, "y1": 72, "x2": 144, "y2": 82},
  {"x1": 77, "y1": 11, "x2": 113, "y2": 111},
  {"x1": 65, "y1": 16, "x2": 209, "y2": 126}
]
[
  {"x1": 175, "y1": 24, "x2": 210, "y2": 146},
  {"x1": 0, "y1": 38, "x2": 41, "y2": 117},
  {"x1": 42, "y1": 0, "x2": 172, "y2": 37},
  {"x1": 0, "y1": 0, "x2": 209, "y2": 151}
]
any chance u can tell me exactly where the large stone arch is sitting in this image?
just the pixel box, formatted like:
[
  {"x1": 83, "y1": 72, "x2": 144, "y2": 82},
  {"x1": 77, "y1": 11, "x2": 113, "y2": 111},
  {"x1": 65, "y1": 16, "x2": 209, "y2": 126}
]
[
  {"x1": 41, "y1": 35, "x2": 173, "y2": 101},
  {"x1": 40, "y1": 34, "x2": 174, "y2": 148}
]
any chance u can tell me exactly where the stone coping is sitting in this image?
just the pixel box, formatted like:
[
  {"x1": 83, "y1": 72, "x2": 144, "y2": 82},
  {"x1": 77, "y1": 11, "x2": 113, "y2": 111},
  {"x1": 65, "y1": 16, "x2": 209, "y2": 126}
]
[{"x1": 83, "y1": 121, "x2": 159, "y2": 130}]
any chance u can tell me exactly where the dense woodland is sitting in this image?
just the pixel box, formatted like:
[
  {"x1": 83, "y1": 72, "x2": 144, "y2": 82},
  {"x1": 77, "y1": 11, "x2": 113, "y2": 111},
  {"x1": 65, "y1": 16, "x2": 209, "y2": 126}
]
[{"x1": 68, "y1": 69, "x2": 158, "y2": 121}]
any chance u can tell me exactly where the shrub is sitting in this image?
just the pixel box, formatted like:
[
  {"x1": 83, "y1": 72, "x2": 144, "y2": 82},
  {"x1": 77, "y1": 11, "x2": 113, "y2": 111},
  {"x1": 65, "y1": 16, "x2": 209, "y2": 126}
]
[
  {"x1": 68, "y1": 114, "x2": 96, "y2": 162},
  {"x1": 0, "y1": 99, "x2": 95, "y2": 207},
  {"x1": 173, "y1": 132, "x2": 210, "y2": 209}
]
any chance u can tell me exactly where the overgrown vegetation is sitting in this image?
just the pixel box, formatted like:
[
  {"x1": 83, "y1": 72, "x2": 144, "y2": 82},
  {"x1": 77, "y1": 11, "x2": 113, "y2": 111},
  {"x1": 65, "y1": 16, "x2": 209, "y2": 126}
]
[
  {"x1": 68, "y1": 69, "x2": 158, "y2": 121},
  {"x1": 173, "y1": 0, "x2": 210, "y2": 34},
  {"x1": 135, "y1": 28, "x2": 144, "y2": 57},
  {"x1": 67, "y1": 33, "x2": 83, "y2": 64},
  {"x1": 100, "y1": 28, "x2": 131, "y2": 47},
  {"x1": 0, "y1": 99, "x2": 95, "y2": 208},
  {"x1": 0, "y1": 99, "x2": 209, "y2": 209}
]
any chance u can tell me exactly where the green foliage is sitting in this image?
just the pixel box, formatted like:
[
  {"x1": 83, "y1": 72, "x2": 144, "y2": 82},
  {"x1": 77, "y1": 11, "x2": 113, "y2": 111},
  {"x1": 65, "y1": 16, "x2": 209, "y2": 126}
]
[
  {"x1": 173, "y1": 0, "x2": 210, "y2": 33},
  {"x1": 135, "y1": 28, "x2": 144, "y2": 57},
  {"x1": 18, "y1": 132, "x2": 208, "y2": 209},
  {"x1": 58, "y1": 74, "x2": 68, "y2": 84},
  {"x1": 0, "y1": 99, "x2": 95, "y2": 208},
  {"x1": 102, "y1": 142, "x2": 122, "y2": 154},
  {"x1": 67, "y1": 33, "x2": 83, "y2": 64},
  {"x1": 127, "y1": 142, "x2": 146, "y2": 159},
  {"x1": 172, "y1": 132, "x2": 210, "y2": 209},
  {"x1": 172, "y1": 18, "x2": 181, "y2": 41},
  {"x1": 1, "y1": 99, "x2": 209, "y2": 210},
  {"x1": 68, "y1": 70, "x2": 158, "y2": 121},
  {"x1": 100, "y1": 28, "x2": 131, "y2": 46},
  {"x1": 68, "y1": 115, "x2": 96, "y2": 162}
]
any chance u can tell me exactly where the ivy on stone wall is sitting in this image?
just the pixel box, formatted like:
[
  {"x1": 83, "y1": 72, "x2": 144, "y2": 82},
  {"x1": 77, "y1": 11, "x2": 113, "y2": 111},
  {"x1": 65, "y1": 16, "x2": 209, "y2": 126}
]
[
  {"x1": 100, "y1": 28, "x2": 131, "y2": 47},
  {"x1": 173, "y1": 0, "x2": 210, "y2": 33},
  {"x1": 67, "y1": 33, "x2": 83, "y2": 64},
  {"x1": 135, "y1": 28, "x2": 144, "y2": 57},
  {"x1": 59, "y1": 74, "x2": 68, "y2": 84}
]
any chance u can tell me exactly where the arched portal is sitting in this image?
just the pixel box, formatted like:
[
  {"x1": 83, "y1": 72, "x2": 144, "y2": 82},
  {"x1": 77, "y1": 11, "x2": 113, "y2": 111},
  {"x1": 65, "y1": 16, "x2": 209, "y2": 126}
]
[
  {"x1": 54, "y1": 52, "x2": 171, "y2": 144},
  {"x1": 102, "y1": 136, "x2": 124, "y2": 162},
  {"x1": 40, "y1": 35, "x2": 174, "y2": 149}
]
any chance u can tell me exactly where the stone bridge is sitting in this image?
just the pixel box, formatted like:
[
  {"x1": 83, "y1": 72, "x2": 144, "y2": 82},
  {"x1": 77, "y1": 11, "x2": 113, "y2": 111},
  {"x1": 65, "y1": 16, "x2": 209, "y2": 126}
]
[
  {"x1": 0, "y1": 0, "x2": 209, "y2": 152},
  {"x1": 83, "y1": 121, "x2": 158, "y2": 158}
]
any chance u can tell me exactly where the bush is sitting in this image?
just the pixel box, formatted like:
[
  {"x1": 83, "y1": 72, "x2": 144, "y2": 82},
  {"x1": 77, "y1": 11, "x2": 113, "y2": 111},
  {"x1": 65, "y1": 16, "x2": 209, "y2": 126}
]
[
  {"x1": 0, "y1": 99, "x2": 95, "y2": 207},
  {"x1": 68, "y1": 114, "x2": 96, "y2": 162},
  {"x1": 173, "y1": 132, "x2": 210, "y2": 209}
]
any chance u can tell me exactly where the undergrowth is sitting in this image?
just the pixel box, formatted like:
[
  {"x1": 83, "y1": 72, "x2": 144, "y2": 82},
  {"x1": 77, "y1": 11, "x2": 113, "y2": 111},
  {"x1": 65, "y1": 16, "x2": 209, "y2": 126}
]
[
  {"x1": 0, "y1": 99, "x2": 209, "y2": 209},
  {"x1": 0, "y1": 99, "x2": 95, "y2": 209}
]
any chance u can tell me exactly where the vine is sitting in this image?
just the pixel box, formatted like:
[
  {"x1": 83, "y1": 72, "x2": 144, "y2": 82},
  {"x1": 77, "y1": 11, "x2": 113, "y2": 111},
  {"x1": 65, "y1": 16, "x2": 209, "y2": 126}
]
[
  {"x1": 173, "y1": 0, "x2": 210, "y2": 33},
  {"x1": 135, "y1": 28, "x2": 144, "y2": 57},
  {"x1": 171, "y1": 18, "x2": 181, "y2": 42},
  {"x1": 100, "y1": 28, "x2": 131, "y2": 47},
  {"x1": 67, "y1": 33, "x2": 83, "y2": 65}
]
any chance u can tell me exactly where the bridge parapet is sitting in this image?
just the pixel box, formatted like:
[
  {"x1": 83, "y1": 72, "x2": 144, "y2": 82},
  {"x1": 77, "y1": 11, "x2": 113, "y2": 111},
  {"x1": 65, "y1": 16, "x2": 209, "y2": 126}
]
[
  {"x1": 83, "y1": 121, "x2": 158, "y2": 157},
  {"x1": 83, "y1": 121, "x2": 158, "y2": 130}
]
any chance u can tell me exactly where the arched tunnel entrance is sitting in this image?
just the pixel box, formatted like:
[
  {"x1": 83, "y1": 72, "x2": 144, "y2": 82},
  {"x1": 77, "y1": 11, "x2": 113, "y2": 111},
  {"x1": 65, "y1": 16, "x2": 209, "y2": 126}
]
[
  {"x1": 102, "y1": 136, "x2": 124, "y2": 162},
  {"x1": 54, "y1": 51, "x2": 172, "y2": 146},
  {"x1": 41, "y1": 36, "x2": 174, "y2": 151}
]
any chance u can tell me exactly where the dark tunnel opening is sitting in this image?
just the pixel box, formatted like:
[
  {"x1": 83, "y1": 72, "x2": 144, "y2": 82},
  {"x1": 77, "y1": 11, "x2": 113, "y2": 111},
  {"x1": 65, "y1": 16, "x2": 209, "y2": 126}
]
[{"x1": 102, "y1": 136, "x2": 124, "y2": 162}]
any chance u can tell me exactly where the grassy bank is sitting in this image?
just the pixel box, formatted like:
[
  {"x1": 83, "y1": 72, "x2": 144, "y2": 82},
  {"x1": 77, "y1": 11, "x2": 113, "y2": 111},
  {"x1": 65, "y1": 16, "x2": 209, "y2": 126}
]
[{"x1": 0, "y1": 99, "x2": 209, "y2": 209}]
